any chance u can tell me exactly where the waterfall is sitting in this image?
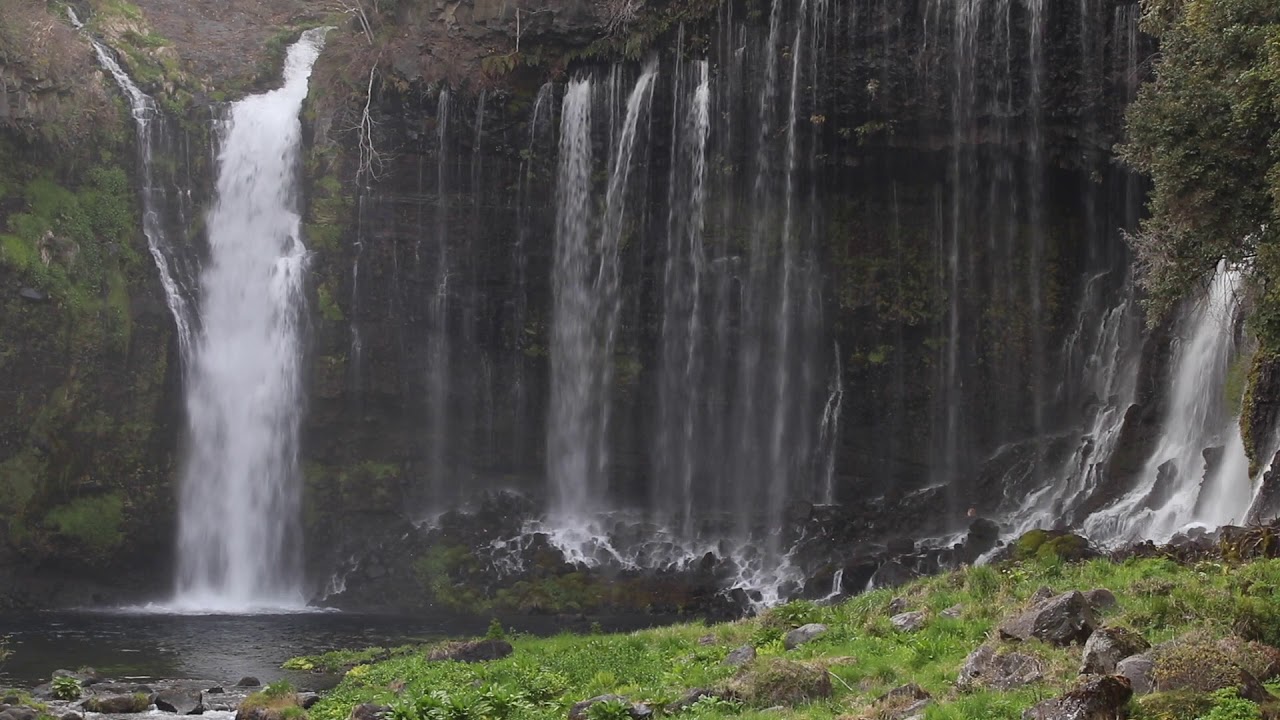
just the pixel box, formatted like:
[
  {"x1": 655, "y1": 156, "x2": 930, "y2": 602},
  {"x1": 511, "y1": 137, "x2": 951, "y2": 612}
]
[
  {"x1": 547, "y1": 65, "x2": 656, "y2": 523},
  {"x1": 1083, "y1": 263, "x2": 1253, "y2": 543},
  {"x1": 548, "y1": 78, "x2": 598, "y2": 521},
  {"x1": 72, "y1": 9, "x2": 196, "y2": 359},
  {"x1": 655, "y1": 60, "x2": 710, "y2": 537},
  {"x1": 173, "y1": 28, "x2": 329, "y2": 611},
  {"x1": 426, "y1": 88, "x2": 451, "y2": 507},
  {"x1": 817, "y1": 342, "x2": 845, "y2": 505}
]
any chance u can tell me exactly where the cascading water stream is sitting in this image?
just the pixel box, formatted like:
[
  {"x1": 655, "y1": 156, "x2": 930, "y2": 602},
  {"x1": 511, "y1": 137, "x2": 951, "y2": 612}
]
[
  {"x1": 1083, "y1": 263, "x2": 1253, "y2": 543},
  {"x1": 172, "y1": 28, "x2": 329, "y2": 611},
  {"x1": 71, "y1": 8, "x2": 196, "y2": 359}
]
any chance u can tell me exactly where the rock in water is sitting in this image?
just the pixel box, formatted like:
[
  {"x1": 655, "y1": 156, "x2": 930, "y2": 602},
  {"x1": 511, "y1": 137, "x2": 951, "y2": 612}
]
[
  {"x1": 957, "y1": 645, "x2": 1045, "y2": 691},
  {"x1": 236, "y1": 678, "x2": 261, "y2": 688},
  {"x1": 783, "y1": 624, "x2": 828, "y2": 650},
  {"x1": 155, "y1": 688, "x2": 204, "y2": 715},
  {"x1": 427, "y1": 639, "x2": 514, "y2": 663},
  {"x1": 1022, "y1": 675, "x2": 1133, "y2": 720},
  {"x1": 0, "y1": 708, "x2": 37, "y2": 720},
  {"x1": 82, "y1": 695, "x2": 151, "y2": 714},
  {"x1": 1080, "y1": 626, "x2": 1150, "y2": 674},
  {"x1": 999, "y1": 591, "x2": 1098, "y2": 646}
]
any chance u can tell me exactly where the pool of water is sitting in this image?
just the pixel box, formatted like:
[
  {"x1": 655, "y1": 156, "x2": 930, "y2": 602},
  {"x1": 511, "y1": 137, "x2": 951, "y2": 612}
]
[{"x1": 0, "y1": 611, "x2": 679, "y2": 690}]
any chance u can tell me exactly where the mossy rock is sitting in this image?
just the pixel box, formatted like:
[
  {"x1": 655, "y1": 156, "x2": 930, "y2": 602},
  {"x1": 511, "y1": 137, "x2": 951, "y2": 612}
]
[
  {"x1": 1151, "y1": 634, "x2": 1273, "y2": 702},
  {"x1": 1012, "y1": 529, "x2": 1095, "y2": 562},
  {"x1": 723, "y1": 658, "x2": 832, "y2": 707},
  {"x1": 236, "y1": 684, "x2": 306, "y2": 720}
]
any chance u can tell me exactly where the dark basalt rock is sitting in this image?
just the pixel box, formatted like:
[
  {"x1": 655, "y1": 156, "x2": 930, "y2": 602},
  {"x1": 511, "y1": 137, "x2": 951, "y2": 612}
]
[
  {"x1": 346, "y1": 703, "x2": 390, "y2": 720},
  {"x1": 0, "y1": 708, "x2": 38, "y2": 720},
  {"x1": 723, "y1": 645, "x2": 756, "y2": 667},
  {"x1": 999, "y1": 591, "x2": 1098, "y2": 646},
  {"x1": 428, "y1": 639, "x2": 514, "y2": 663},
  {"x1": 1080, "y1": 626, "x2": 1150, "y2": 675},
  {"x1": 1022, "y1": 674, "x2": 1132, "y2": 720},
  {"x1": 567, "y1": 695, "x2": 651, "y2": 720},
  {"x1": 663, "y1": 689, "x2": 724, "y2": 714},
  {"x1": 869, "y1": 561, "x2": 918, "y2": 590},
  {"x1": 236, "y1": 677, "x2": 260, "y2": 688},
  {"x1": 783, "y1": 623, "x2": 828, "y2": 650},
  {"x1": 82, "y1": 694, "x2": 151, "y2": 714},
  {"x1": 957, "y1": 645, "x2": 1045, "y2": 691},
  {"x1": 18, "y1": 287, "x2": 48, "y2": 302},
  {"x1": 154, "y1": 688, "x2": 204, "y2": 715}
]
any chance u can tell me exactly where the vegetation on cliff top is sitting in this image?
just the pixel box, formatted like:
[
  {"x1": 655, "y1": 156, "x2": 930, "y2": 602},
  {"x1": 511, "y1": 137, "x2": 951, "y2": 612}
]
[
  {"x1": 299, "y1": 553, "x2": 1280, "y2": 720},
  {"x1": 1122, "y1": 0, "x2": 1280, "y2": 348}
]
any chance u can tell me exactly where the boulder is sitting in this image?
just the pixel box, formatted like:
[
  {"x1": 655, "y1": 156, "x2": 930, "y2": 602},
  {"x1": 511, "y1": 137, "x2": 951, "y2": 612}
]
[
  {"x1": 60, "y1": 713, "x2": 82, "y2": 720},
  {"x1": 1021, "y1": 674, "x2": 1133, "y2": 720},
  {"x1": 567, "y1": 695, "x2": 651, "y2": 720},
  {"x1": 999, "y1": 591, "x2": 1098, "y2": 646},
  {"x1": 1079, "y1": 626, "x2": 1150, "y2": 675},
  {"x1": 783, "y1": 623, "x2": 828, "y2": 650},
  {"x1": 236, "y1": 678, "x2": 261, "y2": 688},
  {"x1": 724, "y1": 658, "x2": 832, "y2": 707},
  {"x1": 723, "y1": 645, "x2": 756, "y2": 667},
  {"x1": 869, "y1": 561, "x2": 918, "y2": 590},
  {"x1": 299, "y1": 693, "x2": 321, "y2": 710},
  {"x1": 890, "y1": 611, "x2": 927, "y2": 633},
  {"x1": 427, "y1": 639, "x2": 514, "y2": 663},
  {"x1": 956, "y1": 645, "x2": 1044, "y2": 691},
  {"x1": 663, "y1": 689, "x2": 724, "y2": 714},
  {"x1": 940, "y1": 604, "x2": 963, "y2": 619},
  {"x1": 887, "y1": 597, "x2": 909, "y2": 615},
  {"x1": 0, "y1": 708, "x2": 37, "y2": 720},
  {"x1": 346, "y1": 704, "x2": 389, "y2": 720},
  {"x1": 1115, "y1": 654, "x2": 1154, "y2": 695},
  {"x1": 873, "y1": 684, "x2": 932, "y2": 720},
  {"x1": 155, "y1": 688, "x2": 204, "y2": 715},
  {"x1": 886, "y1": 538, "x2": 916, "y2": 556},
  {"x1": 18, "y1": 287, "x2": 48, "y2": 302},
  {"x1": 1083, "y1": 589, "x2": 1117, "y2": 611},
  {"x1": 82, "y1": 694, "x2": 151, "y2": 714},
  {"x1": 1150, "y1": 634, "x2": 1273, "y2": 702}
]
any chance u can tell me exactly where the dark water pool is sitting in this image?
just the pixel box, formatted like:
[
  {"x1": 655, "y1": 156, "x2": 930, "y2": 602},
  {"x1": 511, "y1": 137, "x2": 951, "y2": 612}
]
[{"x1": 0, "y1": 611, "x2": 677, "y2": 690}]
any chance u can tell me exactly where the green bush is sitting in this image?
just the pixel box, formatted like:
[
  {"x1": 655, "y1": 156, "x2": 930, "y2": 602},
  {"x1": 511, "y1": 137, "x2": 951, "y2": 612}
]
[
  {"x1": 1196, "y1": 688, "x2": 1262, "y2": 720},
  {"x1": 51, "y1": 675, "x2": 80, "y2": 700}
]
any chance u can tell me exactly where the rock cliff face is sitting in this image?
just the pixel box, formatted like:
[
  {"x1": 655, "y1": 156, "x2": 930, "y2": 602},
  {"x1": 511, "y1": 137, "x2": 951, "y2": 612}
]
[
  {"x1": 0, "y1": 1, "x2": 183, "y2": 607},
  {"x1": 1, "y1": 0, "x2": 1263, "y2": 612}
]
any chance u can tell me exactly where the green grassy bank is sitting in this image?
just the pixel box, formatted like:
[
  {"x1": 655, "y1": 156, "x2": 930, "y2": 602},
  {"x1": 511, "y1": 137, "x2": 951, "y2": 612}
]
[{"x1": 287, "y1": 553, "x2": 1280, "y2": 720}]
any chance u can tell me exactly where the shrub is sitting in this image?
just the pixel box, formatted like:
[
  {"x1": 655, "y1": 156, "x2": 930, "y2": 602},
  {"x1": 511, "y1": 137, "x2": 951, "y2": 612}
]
[
  {"x1": 51, "y1": 675, "x2": 81, "y2": 700},
  {"x1": 485, "y1": 619, "x2": 507, "y2": 641},
  {"x1": 1195, "y1": 688, "x2": 1262, "y2": 720},
  {"x1": 586, "y1": 698, "x2": 633, "y2": 720}
]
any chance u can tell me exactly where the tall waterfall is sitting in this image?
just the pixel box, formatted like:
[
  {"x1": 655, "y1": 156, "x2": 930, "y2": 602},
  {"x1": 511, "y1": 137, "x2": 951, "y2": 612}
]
[
  {"x1": 547, "y1": 67, "x2": 658, "y2": 522},
  {"x1": 173, "y1": 28, "x2": 328, "y2": 611}
]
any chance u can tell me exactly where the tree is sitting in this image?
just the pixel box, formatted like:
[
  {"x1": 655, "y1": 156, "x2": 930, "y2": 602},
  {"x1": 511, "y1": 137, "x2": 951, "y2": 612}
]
[{"x1": 1122, "y1": 0, "x2": 1280, "y2": 345}]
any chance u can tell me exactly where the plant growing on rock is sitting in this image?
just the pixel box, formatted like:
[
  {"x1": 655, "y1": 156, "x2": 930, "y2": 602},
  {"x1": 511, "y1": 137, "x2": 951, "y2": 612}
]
[{"x1": 51, "y1": 675, "x2": 81, "y2": 701}]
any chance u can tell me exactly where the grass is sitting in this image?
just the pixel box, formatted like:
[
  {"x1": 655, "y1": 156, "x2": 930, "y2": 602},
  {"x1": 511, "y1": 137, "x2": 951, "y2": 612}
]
[{"x1": 298, "y1": 556, "x2": 1280, "y2": 720}]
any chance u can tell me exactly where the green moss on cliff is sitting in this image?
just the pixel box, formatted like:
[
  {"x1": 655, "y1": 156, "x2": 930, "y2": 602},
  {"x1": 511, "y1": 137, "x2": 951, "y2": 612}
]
[{"x1": 43, "y1": 492, "x2": 125, "y2": 556}]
